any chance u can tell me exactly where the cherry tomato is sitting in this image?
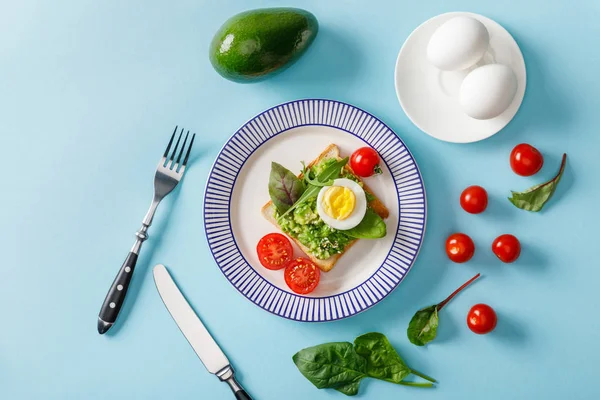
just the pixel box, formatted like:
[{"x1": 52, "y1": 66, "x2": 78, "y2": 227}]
[
  {"x1": 256, "y1": 233, "x2": 293, "y2": 270},
  {"x1": 350, "y1": 147, "x2": 382, "y2": 177},
  {"x1": 510, "y1": 143, "x2": 544, "y2": 176},
  {"x1": 460, "y1": 185, "x2": 488, "y2": 214},
  {"x1": 467, "y1": 304, "x2": 497, "y2": 334},
  {"x1": 284, "y1": 258, "x2": 320, "y2": 294},
  {"x1": 492, "y1": 234, "x2": 521, "y2": 263},
  {"x1": 445, "y1": 233, "x2": 475, "y2": 263}
]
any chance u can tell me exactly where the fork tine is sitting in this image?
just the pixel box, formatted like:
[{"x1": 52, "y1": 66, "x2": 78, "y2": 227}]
[
  {"x1": 163, "y1": 126, "x2": 178, "y2": 158},
  {"x1": 175, "y1": 130, "x2": 190, "y2": 166},
  {"x1": 169, "y1": 128, "x2": 184, "y2": 164},
  {"x1": 182, "y1": 133, "x2": 196, "y2": 167}
]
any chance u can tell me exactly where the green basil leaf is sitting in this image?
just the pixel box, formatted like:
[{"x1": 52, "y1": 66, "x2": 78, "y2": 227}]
[
  {"x1": 407, "y1": 305, "x2": 439, "y2": 346},
  {"x1": 292, "y1": 342, "x2": 367, "y2": 391},
  {"x1": 353, "y1": 333, "x2": 411, "y2": 384},
  {"x1": 269, "y1": 162, "x2": 305, "y2": 214},
  {"x1": 509, "y1": 153, "x2": 567, "y2": 212},
  {"x1": 279, "y1": 158, "x2": 348, "y2": 220},
  {"x1": 342, "y1": 209, "x2": 387, "y2": 239}
]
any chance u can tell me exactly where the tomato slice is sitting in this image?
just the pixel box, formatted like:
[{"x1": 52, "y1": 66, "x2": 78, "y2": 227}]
[
  {"x1": 256, "y1": 233, "x2": 293, "y2": 270},
  {"x1": 284, "y1": 258, "x2": 320, "y2": 294}
]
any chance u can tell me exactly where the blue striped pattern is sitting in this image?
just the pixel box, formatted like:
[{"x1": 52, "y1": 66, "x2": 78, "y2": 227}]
[{"x1": 203, "y1": 99, "x2": 426, "y2": 322}]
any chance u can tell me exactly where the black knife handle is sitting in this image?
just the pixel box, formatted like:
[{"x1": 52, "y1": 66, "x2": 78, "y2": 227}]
[
  {"x1": 97, "y1": 252, "x2": 138, "y2": 333},
  {"x1": 235, "y1": 390, "x2": 252, "y2": 400},
  {"x1": 219, "y1": 366, "x2": 252, "y2": 400}
]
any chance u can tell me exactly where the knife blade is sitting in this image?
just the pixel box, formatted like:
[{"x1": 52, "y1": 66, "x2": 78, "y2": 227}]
[{"x1": 153, "y1": 264, "x2": 252, "y2": 400}]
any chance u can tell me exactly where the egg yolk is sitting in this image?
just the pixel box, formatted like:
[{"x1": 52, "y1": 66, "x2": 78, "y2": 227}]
[{"x1": 322, "y1": 186, "x2": 356, "y2": 220}]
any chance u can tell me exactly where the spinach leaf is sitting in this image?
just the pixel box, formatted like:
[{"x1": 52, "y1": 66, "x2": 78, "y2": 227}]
[
  {"x1": 342, "y1": 209, "x2": 387, "y2": 239},
  {"x1": 292, "y1": 342, "x2": 367, "y2": 391},
  {"x1": 407, "y1": 274, "x2": 480, "y2": 346},
  {"x1": 353, "y1": 333, "x2": 411, "y2": 383},
  {"x1": 279, "y1": 158, "x2": 348, "y2": 220},
  {"x1": 407, "y1": 306, "x2": 439, "y2": 346},
  {"x1": 335, "y1": 380, "x2": 361, "y2": 396},
  {"x1": 269, "y1": 162, "x2": 305, "y2": 214},
  {"x1": 509, "y1": 153, "x2": 567, "y2": 212},
  {"x1": 293, "y1": 334, "x2": 436, "y2": 396}
]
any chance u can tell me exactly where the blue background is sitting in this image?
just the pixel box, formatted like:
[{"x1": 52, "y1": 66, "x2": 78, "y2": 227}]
[{"x1": 1, "y1": 0, "x2": 598, "y2": 399}]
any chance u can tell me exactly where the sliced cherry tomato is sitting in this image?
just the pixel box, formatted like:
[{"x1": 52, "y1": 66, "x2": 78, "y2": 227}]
[
  {"x1": 492, "y1": 234, "x2": 521, "y2": 263},
  {"x1": 256, "y1": 233, "x2": 293, "y2": 270},
  {"x1": 460, "y1": 185, "x2": 488, "y2": 214},
  {"x1": 467, "y1": 304, "x2": 497, "y2": 334},
  {"x1": 445, "y1": 233, "x2": 475, "y2": 263},
  {"x1": 510, "y1": 143, "x2": 544, "y2": 176},
  {"x1": 284, "y1": 258, "x2": 320, "y2": 294},
  {"x1": 350, "y1": 147, "x2": 382, "y2": 177}
]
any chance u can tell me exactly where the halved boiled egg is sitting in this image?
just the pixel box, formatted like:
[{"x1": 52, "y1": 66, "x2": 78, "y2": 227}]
[{"x1": 316, "y1": 178, "x2": 367, "y2": 230}]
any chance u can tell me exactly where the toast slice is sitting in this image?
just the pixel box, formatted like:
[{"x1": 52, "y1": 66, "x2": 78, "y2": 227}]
[{"x1": 261, "y1": 144, "x2": 389, "y2": 272}]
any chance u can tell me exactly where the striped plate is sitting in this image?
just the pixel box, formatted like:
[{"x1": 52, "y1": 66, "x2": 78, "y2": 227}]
[{"x1": 203, "y1": 99, "x2": 426, "y2": 322}]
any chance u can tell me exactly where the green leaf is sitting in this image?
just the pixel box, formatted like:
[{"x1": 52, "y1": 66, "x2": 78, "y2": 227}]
[
  {"x1": 292, "y1": 342, "x2": 367, "y2": 392},
  {"x1": 353, "y1": 333, "x2": 411, "y2": 384},
  {"x1": 508, "y1": 153, "x2": 567, "y2": 212},
  {"x1": 407, "y1": 306, "x2": 439, "y2": 346},
  {"x1": 279, "y1": 158, "x2": 348, "y2": 220},
  {"x1": 269, "y1": 162, "x2": 305, "y2": 214},
  {"x1": 305, "y1": 173, "x2": 334, "y2": 187},
  {"x1": 365, "y1": 191, "x2": 376, "y2": 203},
  {"x1": 335, "y1": 380, "x2": 361, "y2": 396},
  {"x1": 342, "y1": 209, "x2": 387, "y2": 239}
]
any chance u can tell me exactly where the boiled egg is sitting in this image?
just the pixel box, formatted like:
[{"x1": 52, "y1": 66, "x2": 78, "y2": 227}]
[
  {"x1": 427, "y1": 16, "x2": 490, "y2": 71},
  {"x1": 316, "y1": 178, "x2": 367, "y2": 230},
  {"x1": 459, "y1": 64, "x2": 518, "y2": 120}
]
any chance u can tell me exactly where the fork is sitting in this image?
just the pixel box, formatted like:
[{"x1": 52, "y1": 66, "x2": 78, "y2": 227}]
[{"x1": 97, "y1": 127, "x2": 196, "y2": 334}]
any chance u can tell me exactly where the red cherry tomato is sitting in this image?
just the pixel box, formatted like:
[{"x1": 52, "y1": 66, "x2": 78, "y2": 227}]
[
  {"x1": 492, "y1": 234, "x2": 521, "y2": 263},
  {"x1": 510, "y1": 143, "x2": 544, "y2": 176},
  {"x1": 445, "y1": 233, "x2": 475, "y2": 263},
  {"x1": 467, "y1": 304, "x2": 497, "y2": 334},
  {"x1": 284, "y1": 258, "x2": 320, "y2": 294},
  {"x1": 460, "y1": 185, "x2": 488, "y2": 214},
  {"x1": 256, "y1": 233, "x2": 293, "y2": 270},
  {"x1": 350, "y1": 147, "x2": 382, "y2": 177}
]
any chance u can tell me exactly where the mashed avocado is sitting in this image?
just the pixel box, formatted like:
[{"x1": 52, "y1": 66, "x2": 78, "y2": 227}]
[
  {"x1": 276, "y1": 158, "x2": 357, "y2": 260},
  {"x1": 277, "y1": 196, "x2": 354, "y2": 260}
]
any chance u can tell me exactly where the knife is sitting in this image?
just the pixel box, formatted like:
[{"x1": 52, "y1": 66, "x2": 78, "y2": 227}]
[{"x1": 153, "y1": 264, "x2": 252, "y2": 400}]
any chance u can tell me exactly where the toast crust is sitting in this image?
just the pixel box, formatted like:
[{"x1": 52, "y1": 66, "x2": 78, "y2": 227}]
[{"x1": 261, "y1": 144, "x2": 389, "y2": 272}]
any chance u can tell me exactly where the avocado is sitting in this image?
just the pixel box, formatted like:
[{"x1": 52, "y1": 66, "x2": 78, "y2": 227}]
[{"x1": 209, "y1": 8, "x2": 318, "y2": 82}]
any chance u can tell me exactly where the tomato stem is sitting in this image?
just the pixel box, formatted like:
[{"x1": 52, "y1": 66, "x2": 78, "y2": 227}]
[
  {"x1": 398, "y1": 381, "x2": 434, "y2": 388},
  {"x1": 437, "y1": 273, "x2": 481, "y2": 311},
  {"x1": 410, "y1": 368, "x2": 437, "y2": 383},
  {"x1": 374, "y1": 164, "x2": 383, "y2": 175}
]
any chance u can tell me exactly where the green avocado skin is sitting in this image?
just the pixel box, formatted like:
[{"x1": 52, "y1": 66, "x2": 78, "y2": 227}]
[{"x1": 209, "y1": 8, "x2": 318, "y2": 82}]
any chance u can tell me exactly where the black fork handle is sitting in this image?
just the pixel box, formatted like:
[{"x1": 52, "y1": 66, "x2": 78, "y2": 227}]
[
  {"x1": 97, "y1": 252, "x2": 138, "y2": 334},
  {"x1": 235, "y1": 390, "x2": 252, "y2": 400}
]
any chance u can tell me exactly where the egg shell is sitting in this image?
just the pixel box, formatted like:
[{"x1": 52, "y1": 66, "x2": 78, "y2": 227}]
[
  {"x1": 459, "y1": 64, "x2": 518, "y2": 120},
  {"x1": 427, "y1": 16, "x2": 490, "y2": 71}
]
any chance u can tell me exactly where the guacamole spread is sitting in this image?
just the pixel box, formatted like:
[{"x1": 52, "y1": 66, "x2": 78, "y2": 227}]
[{"x1": 276, "y1": 158, "x2": 358, "y2": 260}]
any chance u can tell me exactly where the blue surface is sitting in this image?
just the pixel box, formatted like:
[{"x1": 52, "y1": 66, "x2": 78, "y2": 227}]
[{"x1": 1, "y1": 1, "x2": 598, "y2": 399}]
